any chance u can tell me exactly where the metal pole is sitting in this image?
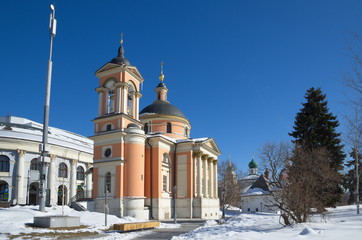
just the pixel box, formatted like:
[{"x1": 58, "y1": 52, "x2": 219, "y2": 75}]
[{"x1": 39, "y1": 4, "x2": 57, "y2": 212}]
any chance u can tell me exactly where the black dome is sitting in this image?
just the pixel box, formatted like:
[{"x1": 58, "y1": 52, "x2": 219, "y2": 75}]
[
  {"x1": 110, "y1": 45, "x2": 131, "y2": 66},
  {"x1": 140, "y1": 101, "x2": 186, "y2": 119},
  {"x1": 157, "y1": 82, "x2": 166, "y2": 88}
]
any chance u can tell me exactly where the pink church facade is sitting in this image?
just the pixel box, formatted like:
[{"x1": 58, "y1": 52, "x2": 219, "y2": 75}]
[{"x1": 91, "y1": 42, "x2": 221, "y2": 220}]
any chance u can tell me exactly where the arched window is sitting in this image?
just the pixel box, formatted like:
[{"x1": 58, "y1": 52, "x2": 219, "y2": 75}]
[
  {"x1": 184, "y1": 126, "x2": 189, "y2": 137},
  {"x1": 105, "y1": 80, "x2": 116, "y2": 114},
  {"x1": 144, "y1": 123, "x2": 148, "y2": 134},
  {"x1": 0, "y1": 155, "x2": 10, "y2": 172},
  {"x1": 166, "y1": 122, "x2": 172, "y2": 133},
  {"x1": 30, "y1": 158, "x2": 41, "y2": 171},
  {"x1": 105, "y1": 172, "x2": 111, "y2": 193},
  {"x1": 58, "y1": 163, "x2": 68, "y2": 178},
  {"x1": 127, "y1": 81, "x2": 135, "y2": 116},
  {"x1": 76, "y1": 166, "x2": 85, "y2": 180}
]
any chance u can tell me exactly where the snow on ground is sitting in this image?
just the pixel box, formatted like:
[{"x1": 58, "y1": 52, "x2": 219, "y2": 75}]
[
  {"x1": 173, "y1": 205, "x2": 362, "y2": 240},
  {"x1": 0, "y1": 205, "x2": 178, "y2": 240}
]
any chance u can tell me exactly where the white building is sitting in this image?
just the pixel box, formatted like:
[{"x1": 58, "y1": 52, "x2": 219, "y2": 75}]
[
  {"x1": 239, "y1": 158, "x2": 278, "y2": 213},
  {"x1": 0, "y1": 116, "x2": 93, "y2": 207}
]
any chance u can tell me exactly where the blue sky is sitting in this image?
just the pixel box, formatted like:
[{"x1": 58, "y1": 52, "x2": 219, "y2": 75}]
[{"x1": 1, "y1": 0, "x2": 361, "y2": 173}]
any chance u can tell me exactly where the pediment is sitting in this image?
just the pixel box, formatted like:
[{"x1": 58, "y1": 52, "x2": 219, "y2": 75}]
[
  {"x1": 95, "y1": 63, "x2": 121, "y2": 74},
  {"x1": 201, "y1": 138, "x2": 221, "y2": 156}
]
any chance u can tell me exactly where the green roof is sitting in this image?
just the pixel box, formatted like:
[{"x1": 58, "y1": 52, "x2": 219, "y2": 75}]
[{"x1": 248, "y1": 159, "x2": 258, "y2": 168}]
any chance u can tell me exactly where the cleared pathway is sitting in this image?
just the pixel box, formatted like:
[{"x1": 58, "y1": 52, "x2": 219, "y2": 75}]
[{"x1": 135, "y1": 220, "x2": 205, "y2": 240}]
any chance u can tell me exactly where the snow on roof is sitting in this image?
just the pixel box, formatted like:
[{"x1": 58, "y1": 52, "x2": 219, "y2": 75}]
[
  {"x1": 0, "y1": 116, "x2": 93, "y2": 154},
  {"x1": 146, "y1": 133, "x2": 209, "y2": 144},
  {"x1": 242, "y1": 187, "x2": 270, "y2": 196}
]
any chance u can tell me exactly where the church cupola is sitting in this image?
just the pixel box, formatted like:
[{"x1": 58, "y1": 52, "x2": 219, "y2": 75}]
[
  {"x1": 248, "y1": 157, "x2": 258, "y2": 175},
  {"x1": 110, "y1": 34, "x2": 131, "y2": 66},
  {"x1": 155, "y1": 62, "x2": 168, "y2": 102}
]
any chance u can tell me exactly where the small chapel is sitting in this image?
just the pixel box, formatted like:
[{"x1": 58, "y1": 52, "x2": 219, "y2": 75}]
[{"x1": 90, "y1": 40, "x2": 221, "y2": 220}]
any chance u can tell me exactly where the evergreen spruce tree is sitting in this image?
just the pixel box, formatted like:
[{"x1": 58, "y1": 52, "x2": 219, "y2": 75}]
[{"x1": 289, "y1": 87, "x2": 345, "y2": 206}]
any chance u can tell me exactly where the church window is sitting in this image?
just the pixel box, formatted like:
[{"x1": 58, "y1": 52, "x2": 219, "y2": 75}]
[
  {"x1": 104, "y1": 79, "x2": 116, "y2": 114},
  {"x1": 106, "y1": 124, "x2": 112, "y2": 131},
  {"x1": 127, "y1": 81, "x2": 135, "y2": 116},
  {"x1": 166, "y1": 122, "x2": 172, "y2": 133},
  {"x1": 184, "y1": 127, "x2": 189, "y2": 137},
  {"x1": 105, "y1": 172, "x2": 111, "y2": 193},
  {"x1": 58, "y1": 163, "x2": 68, "y2": 178},
  {"x1": 104, "y1": 148, "x2": 112, "y2": 158},
  {"x1": 30, "y1": 158, "x2": 41, "y2": 171},
  {"x1": 76, "y1": 166, "x2": 85, "y2": 180},
  {"x1": 0, "y1": 155, "x2": 10, "y2": 172},
  {"x1": 107, "y1": 90, "x2": 115, "y2": 113},
  {"x1": 144, "y1": 123, "x2": 149, "y2": 134},
  {"x1": 163, "y1": 175, "x2": 167, "y2": 192}
]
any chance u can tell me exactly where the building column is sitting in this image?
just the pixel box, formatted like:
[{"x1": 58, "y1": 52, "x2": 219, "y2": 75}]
[
  {"x1": 96, "y1": 87, "x2": 105, "y2": 116},
  {"x1": 193, "y1": 154, "x2": 197, "y2": 197},
  {"x1": 202, "y1": 155, "x2": 209, "y2": 197},
  {"x1": 196, "y1": 152, "x2": 203, "y2": 197},
  {"x1": 135, "y1": 92, "x2": 142, "y2": 120},
  {"x1": 70, "y1": 159, "x2": 77, "y2": 201},
  {"x1": 86, "y1": 163, "x2": 92, "y2": 198},
  {"x1": 115, "y1": 86, "x2": 122, "y2": 113},
  {"x1": 48, "y1": 155, "x2": 57, "y2": 206},
  {"x1": 16, "y1": 150, "x2": 26, "y2": 205},
  {"x1": 214, "y1": 160, "x2": 218, "y2": 199},
  {"x1": 115, "y1": 82, "x2": 129, "y2": 114},
  {"x1": 208, "y1": 157, "x2": 214, "y2": 198}
]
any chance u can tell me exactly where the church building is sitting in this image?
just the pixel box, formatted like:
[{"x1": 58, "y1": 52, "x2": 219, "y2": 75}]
[{"x1": 91, "y1": 41, "x2": 221, "y2": 220}]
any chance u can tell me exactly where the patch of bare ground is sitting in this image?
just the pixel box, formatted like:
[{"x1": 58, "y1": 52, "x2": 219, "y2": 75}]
[{"x1": 6, "y1": 225, "x2": 100, "y2": 239}]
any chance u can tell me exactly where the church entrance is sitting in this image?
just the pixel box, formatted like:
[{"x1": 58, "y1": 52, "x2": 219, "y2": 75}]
[
  {"x1": 57, "y1": 185, "x2": 67, "y2": 205},
  {"x1": 28, "y1": 182, "x2": 39, "y2": 205}
]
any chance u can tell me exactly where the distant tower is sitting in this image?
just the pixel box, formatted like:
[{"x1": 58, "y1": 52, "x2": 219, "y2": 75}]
[
  {"x1": 90, "y1": 37, "x2": 148, "y2": 219},
  {"x1": 248, "y1": 157, "x2": 258, "y2": 175}
]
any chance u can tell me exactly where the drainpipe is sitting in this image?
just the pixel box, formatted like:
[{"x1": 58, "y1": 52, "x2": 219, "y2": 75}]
[{"x1": 146, "y1": 138, "x2": 153, "y2": 219}]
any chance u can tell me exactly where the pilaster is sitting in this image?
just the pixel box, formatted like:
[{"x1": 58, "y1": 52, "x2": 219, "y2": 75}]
[
  {"x1": 202, "y1": 154, "x2": 209, "y2": 197},
  {"x1": 48, "y1": 154, "x2": 57, "y2": 206},
  {"x1": 70, "y1": 159, "x2": 78, "y2": 201},
  {"x1": 16, "y1": 149, "x2": 26, "y2": 205}
]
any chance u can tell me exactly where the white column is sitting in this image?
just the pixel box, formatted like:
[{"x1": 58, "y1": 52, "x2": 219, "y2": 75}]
[
  {"x1": 70, "y1": 159, "x2": 77, "y2": 201},
  {"x1": 202, "y1": 155, "x2": 208, "y2": 197},
  {"x1": 115, "y1": 86, "x2": 121, "y2": 113},
  {"x1": 197, "y1": 152, "x2": 202, "y2": 197},
  {"x1": 135, "y1": 92, "x2": 142, "y2": 120},
  {"x1": 120, "y1": 83, "x2": 129, "y2": 114},
  {"x1": 193, "y1": 154, "x2": 197, "y2": 197},
  {"x1": 214, "y1": 160, "x2": 218, "y2": 199},
  {"x1": 209, "y1": 158, "x2": 214, "y2": 198},
  {"x1": 86, "y1": 163, "x2": 92, "y2": 198},
  {"x1": 16, "y1": 150, "x2": 26, "y2": 205},
  {"x1": 48, "y1": 155, "x2": 56, "y2": 206},
  {"x1": 96, "y1": 87, "x2": 104, "y2": 116}
]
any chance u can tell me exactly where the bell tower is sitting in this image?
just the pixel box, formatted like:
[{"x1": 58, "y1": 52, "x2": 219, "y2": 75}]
[{"x1": 91, "y1": 37, "x2": 148, "y2": 219}]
